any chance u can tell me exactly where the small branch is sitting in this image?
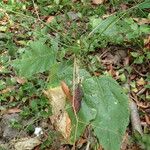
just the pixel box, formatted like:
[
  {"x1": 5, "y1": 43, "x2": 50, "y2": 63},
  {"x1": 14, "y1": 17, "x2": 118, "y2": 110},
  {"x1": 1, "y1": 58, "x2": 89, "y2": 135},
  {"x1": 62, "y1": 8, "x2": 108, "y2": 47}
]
[
  {"x1": 129, "y1": 99, "x2": 143, "y2": 135},
  {"x1": 124, "y1": 71, "x2": 143, "y2": 135}
]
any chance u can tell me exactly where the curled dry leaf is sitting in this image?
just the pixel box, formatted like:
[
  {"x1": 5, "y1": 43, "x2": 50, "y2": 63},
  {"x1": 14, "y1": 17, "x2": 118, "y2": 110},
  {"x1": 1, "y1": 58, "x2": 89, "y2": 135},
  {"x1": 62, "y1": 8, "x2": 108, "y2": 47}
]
[
  {"x1": 73, "y1": 83, "x2": 83, "y2": 113},
  {"x1": 61, "y1": 81, "x2": 72, "y2": 102},
  {"x1": 44, "y1": 86, "x2": 71, "y2": 140}
]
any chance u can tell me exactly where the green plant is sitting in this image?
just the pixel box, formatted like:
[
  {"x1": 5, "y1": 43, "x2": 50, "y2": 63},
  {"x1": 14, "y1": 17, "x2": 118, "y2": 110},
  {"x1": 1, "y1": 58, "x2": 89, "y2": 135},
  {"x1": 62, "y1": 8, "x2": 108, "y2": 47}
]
[
  {"x1": 12, "y1": 39, "x2": 129, "y2": 149},
  {"x1": 1, "y1": 0, "x2": 149, "y2": 149}
]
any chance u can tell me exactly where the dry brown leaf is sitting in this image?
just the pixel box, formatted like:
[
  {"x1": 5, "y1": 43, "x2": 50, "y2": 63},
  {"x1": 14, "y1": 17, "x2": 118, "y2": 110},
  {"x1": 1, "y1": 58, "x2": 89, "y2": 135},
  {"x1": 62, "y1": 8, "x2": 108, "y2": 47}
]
[
  {"x1": 92, "y1": 0, "x2": 105, "y2": 5},
  {"x1": 44, "y1": 86, "x2": 71, "y2": 139},
  {"x1": 14, "y1": 137, "x2": 41, "y2": 150},
  {"x1": 46, "y1": 16, "x2": 54, "y2": 23},
  {"x1": 61, "y1": 81, "x2": 72, "y2": 102},
  {"x1": 73, "y1": 83, "x2": 83, "y2": 113}
]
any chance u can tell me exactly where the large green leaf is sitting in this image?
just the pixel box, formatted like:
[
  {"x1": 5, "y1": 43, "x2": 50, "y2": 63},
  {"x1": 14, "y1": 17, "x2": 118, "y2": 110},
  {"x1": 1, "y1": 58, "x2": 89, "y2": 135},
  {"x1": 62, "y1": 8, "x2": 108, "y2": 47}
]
[
  {"x1": 13, "y1": 41, "x2": 57, "y2": 77},
  {"x1": 82, "y1": 76, "x2": 129, "y2": 150}
]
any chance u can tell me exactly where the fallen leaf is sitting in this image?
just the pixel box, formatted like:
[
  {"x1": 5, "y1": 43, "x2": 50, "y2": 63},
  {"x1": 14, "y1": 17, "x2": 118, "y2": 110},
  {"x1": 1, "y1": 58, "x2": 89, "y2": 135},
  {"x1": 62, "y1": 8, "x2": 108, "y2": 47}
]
[
  {"x1": 44, "y1": 86, "x2": 71, "y2": 139},
  {"x1": 44, "y1": 87, "x2": 66, "y2": 115},
  {"x1": 46, "y1": 16, "x2": 54, "y2": 23},
  {"x1": 92, "y1": 0, "x2": 105, "y2": 5},
  {"x1": 14, "y1": 137, "x2": 41, "y2": 150},
  {"x1": 7, "y1": 108, "x2": 21, "y2": 114}
]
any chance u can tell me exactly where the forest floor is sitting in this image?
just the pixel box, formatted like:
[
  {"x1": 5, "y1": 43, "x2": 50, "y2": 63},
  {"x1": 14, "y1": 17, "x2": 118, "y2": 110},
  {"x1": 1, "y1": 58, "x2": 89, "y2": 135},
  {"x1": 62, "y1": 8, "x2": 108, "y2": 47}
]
[{"x1": 0, "y1": 0, "x2": 150, "y2": 150}]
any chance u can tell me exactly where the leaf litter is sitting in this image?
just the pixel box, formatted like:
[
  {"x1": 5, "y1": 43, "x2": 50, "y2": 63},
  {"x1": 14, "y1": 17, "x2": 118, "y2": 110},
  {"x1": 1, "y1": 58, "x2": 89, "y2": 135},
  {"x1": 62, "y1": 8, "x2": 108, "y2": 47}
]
[{"x1": 0, "y1": 0, "x2": 150, "y2": 150}]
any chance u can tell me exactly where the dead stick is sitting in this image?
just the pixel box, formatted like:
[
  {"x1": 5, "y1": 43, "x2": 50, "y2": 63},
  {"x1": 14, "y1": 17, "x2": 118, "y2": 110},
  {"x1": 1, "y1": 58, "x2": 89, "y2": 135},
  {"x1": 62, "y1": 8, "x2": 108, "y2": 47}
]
[
  {"x1": 129, "y1": 99, "x2": 143, "y2": 135},
  {"x1": 125, "y1": 70, "x2": 143, "y2": 135}
]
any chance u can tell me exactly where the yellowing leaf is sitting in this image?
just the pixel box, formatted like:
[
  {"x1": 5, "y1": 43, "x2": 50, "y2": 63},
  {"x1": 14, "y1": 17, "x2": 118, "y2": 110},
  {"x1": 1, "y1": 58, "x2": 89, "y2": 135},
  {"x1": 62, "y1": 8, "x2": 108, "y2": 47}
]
[{"x1": 44, "y1": 86, "x2": 71, "y2": 139}]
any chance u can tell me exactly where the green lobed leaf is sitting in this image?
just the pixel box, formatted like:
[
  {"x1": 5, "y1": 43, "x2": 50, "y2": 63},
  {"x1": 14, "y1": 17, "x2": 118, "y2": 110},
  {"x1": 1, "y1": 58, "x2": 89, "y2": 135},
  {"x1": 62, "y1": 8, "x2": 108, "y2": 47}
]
[
  {"x1": 82, "y1": 76, "x2": 129, "y2": 150},
  {"x1": 13, "y1": 41, "x2": 57, "y2": 77}
]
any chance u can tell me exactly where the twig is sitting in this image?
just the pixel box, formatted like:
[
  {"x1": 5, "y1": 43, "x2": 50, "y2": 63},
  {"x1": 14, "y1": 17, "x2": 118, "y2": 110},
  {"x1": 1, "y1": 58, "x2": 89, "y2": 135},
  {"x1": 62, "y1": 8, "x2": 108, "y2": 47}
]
[
  {"x1": 125, "y1": 71, "x2": 143, "y2": 135},
  {"x1": 72, "y1": 56, "x2": 79, "y2": 150},
  {"x1": 129, "y1": 99, "x2": 143, "y2": 134}
]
